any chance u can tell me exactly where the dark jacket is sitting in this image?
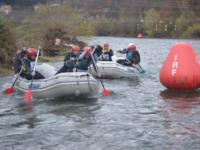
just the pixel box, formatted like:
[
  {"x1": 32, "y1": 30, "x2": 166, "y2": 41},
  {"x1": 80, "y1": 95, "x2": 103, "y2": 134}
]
[
  {"x1": 93, "y1": 45, "x2": 103, "y2": 57},
  {"x1": 64, "y1": 52, "x2": 80, "y2": 62},
  {"x1": 20, "y1": 57, "x2": 44, "y2": 80},
  {"x1": 121, "y1": 49, "x2": 140, "y2": 64},
  {"x1": 14, "y1": 54, "x2": 23, "y2": 74},
  {"x1": 64, "y1": 52, "x2": 80, "y2": 69},
  {"x1": 76, "y1": 52, "x2": 92, "y2": 71},
  {"x1": 56, "y1": 52, "x2": 80, "y2": 74},
  {"x1": 13, "y1": 51, "x2": 26, "y2": 74}
]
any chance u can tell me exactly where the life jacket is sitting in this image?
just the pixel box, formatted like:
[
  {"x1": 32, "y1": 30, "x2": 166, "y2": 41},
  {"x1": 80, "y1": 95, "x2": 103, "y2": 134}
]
[
  {"x1": 30, "y1": 61, "x2": 36, "y2": 73},
  {"x1": 99, "y1": 53, "x2": 110, "y2": 61},
  {"x1": 21, "y1": 58, "x2": 34, "y2": 74},
  {"x1": 64, "y1": 52, "x2": 79, "y2": 61},
  {"x1": 76, "y1": 56, "x2": 91, "y2": 70},
  {"x1": 64, "y1": 52, "x2": 79, "y2": 68},
  {"x1": 126, "y1": 51, "x2": 134, "y2": 62},
  {"x1": 126, "y1": 50, "x2": 140, "y2": 64},
  {"x1": 94, "y1": 45, "x2": 103, "y2": 57},
  {"x1": 132, "y1": 50, "x2": 140, "y2": 64},
  {"x1": 100, "y1": 49, "x2": 113, "y2": 61}
]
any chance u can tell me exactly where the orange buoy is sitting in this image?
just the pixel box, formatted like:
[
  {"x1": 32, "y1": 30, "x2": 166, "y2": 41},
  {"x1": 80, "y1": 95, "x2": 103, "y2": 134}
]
[
  {"x1": 137, "y1": 33, "x2": 143, "y2": 38},
  {"x1": 160, "y1": 43, "x2": 200, "y2": 90}
]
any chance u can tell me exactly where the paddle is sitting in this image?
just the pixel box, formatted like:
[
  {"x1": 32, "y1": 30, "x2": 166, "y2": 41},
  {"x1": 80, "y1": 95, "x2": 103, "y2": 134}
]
[
  {"x1": 124, "y1": 58, "x2": 145, "y2": 73},
  {"x1": 90, "y1": 48, "x2": 111, "y2": 96},
  {"x1": 131, "y1": 63, "x2": 145, "y2": 73},
  {"x1": 4, "y1": 65, "x2": 24, "y2": 95},
  {"x1": 23, "y1": 49, "x2": 40, "y2": 102},
  {"x1": 117, "y1": 50, "x2": 145, "y2": 73}
]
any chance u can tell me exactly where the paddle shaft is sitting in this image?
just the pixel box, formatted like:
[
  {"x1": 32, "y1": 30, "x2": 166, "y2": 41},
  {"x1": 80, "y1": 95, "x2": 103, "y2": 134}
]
[
  {"x1": 90, "y1": 49, "x2": 106, "y2": 89},
  {"x1": 30, "y1": 49, "x2": 40, "y2": 89},
  {"x1": 125, "y1": 58, "x2": 144, "y2": 72},
  {"x1": 11, "y1": 66, "x2": 24, "y2": 88}
]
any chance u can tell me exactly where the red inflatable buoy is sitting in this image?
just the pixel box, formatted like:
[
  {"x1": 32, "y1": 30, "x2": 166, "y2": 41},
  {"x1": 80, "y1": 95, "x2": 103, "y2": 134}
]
[
  {"x1": 137, "y1": 33, "x2": 143, "y2": 38},
  {"x1": 160, "y1": 43, "x2": 200, "y2": 90}
]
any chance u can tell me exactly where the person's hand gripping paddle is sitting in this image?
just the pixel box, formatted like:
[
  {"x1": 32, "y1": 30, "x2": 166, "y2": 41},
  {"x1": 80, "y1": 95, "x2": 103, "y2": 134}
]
[
  {"x1": 23, "y1": 49, "x2": 40, "y2": 102},
  {"x1": 90, "y1": 48, "x2": 111, "y2": 96}
]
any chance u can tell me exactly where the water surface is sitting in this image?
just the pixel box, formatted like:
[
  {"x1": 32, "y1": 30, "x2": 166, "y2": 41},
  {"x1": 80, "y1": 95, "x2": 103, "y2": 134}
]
[{"x1": 0, "y1": 37, "x2": 200, "y2": 150}]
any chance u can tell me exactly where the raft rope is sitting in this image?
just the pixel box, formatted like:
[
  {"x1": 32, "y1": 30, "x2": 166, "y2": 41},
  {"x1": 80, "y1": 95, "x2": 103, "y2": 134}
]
[{"x1": 86, "y1": 73, "x2": 92, "y2": 92}]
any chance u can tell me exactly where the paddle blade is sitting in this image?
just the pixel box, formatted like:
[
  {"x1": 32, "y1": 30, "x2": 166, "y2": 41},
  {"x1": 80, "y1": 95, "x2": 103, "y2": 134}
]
[
  {"x1": 139, "y1": 69, "x2": 146, "y2": 74},
  {"x1": 4, "y1": 88, "x2": 14, "y2": 95},
  {"x1": 23, "y1": 90, "x2": 33, "y2": 102},
  {"x1": 103, "y1": 88, "x2": 111, "y2": 96}
]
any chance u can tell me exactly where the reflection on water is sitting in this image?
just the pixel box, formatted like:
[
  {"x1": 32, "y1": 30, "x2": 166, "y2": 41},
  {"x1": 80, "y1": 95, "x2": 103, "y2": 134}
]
[
  {"x1": 159, "y1": 89, "x2": 200, "y2": 142},
  {"x1": 160, "y1": 89, "x2": 200, "y2": 114}
]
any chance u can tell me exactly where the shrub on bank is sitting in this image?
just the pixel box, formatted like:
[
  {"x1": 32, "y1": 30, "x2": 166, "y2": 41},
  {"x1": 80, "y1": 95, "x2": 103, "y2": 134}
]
[
  {"x1": 0, "y1": 17, "x2": 17, "y2": 68},
  {"x1": 14, "y1": 1, "x2": 92, "y2": 55},
  {"x1": 183, "y1": 24, "x2": 200, "y2": 38}
]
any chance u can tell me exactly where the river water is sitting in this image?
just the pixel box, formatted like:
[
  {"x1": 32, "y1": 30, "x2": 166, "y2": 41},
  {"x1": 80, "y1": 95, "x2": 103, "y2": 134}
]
[{"x1": 0, "y1": 37, "x2": 200, "y2": 150}]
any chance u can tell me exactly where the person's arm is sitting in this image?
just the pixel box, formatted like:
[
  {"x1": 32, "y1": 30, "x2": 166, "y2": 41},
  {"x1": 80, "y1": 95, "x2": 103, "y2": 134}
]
[
  {"x1": 14, "y1": 57, "x2": 21, "y2": 74},
  {"x1": 95, "y1": 45, "x2": 103, "y2": 56},
  {"x1": 93, "y1": 53, "x2": 99, "y2": 61},
  {"x1": 136, "y1": 51, "x2": 141, "y2": 64},
  {"x1": 21, "y1": 58, "x2": 32, "y2": 80},
  {"x1": 118, "y1": 48, "x2": 128, "y2": 54},
  {"x1": 64, "y1": 52, "x2": 71, "y2": 62},
  {"x1": 78, "y1": 51, "x2": 87, "y2": 60},
  {"x1": 96, "y1": 45, "x2": 103, "y2": 51},
  {"x1": 109, "y1": 49, "x2": 114, "y2": 56},
  {"x1": 108, "y1": 49, "x2": 114, "y2": 61}
]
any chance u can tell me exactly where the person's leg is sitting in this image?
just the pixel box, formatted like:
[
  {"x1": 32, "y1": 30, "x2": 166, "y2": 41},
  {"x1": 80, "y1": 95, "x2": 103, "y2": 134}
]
[
  {"x1": 116, "y1": 59, "x2": 124, "y2": 65},
  {"x1": 56, "y1": 65, "x2": 68, "y2": 74},
  {"x1": 117, "y1": 59, "x2": 132, "y2": 66},
  {"x1": 33, "y1": 71, "x2": 45, "y2": 79}
]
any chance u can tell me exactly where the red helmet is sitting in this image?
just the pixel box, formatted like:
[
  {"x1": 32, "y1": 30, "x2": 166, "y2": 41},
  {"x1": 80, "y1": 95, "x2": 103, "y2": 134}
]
[
  {"x1": 27, "y1": 48, "x2": 37, "y2": 58},
  {"x1": 83, "y1": 47, "x2": 92, "y2": 52},
  {"x1": 103, "y1": 42, "x2": 109, "y2": 48},
  {"x1": 84, "y1": 47, "x2": 92, "y2": 58},
  {"x1": 72, "y1": 45, "x2": 80, "y2": 52},
  {"x1": 128, "y1": 43, "x2": 136, "y2": 51}
]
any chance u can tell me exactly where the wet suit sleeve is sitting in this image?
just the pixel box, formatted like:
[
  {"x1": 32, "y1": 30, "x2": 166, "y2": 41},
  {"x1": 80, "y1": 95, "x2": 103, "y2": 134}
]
[
  {"x1": 78, "y1": 51, "x2": 87, "y2": 60},
  {"x1": 95, "y1": 45, "x2": 103, "y2": 57},
  {"x1": 132, "y1": 51, "x2": 141, "y2": 64},
  {"x1": 109, "y1": 49, "x2": 114, "y2": 61},
  {"x1": 119, "y1": 48, "x2": 128, "y2": 54},
  {"x1": 64, "y1": 52, "x2": 71, "y2": 62},
  {"x1": 20, "y1": 58, "x2": 32, "y2": 80},
  {"x1": 14, "y1": 57, "x2": 22, "y2": 74},
  {"x1": 122, "y1": 49, "x2": 128, "y2": 53}
]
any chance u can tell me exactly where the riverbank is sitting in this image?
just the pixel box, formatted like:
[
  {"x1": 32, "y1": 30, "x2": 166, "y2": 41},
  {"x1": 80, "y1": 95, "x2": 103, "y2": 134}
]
[
  {"x1": 0, "y1": 65, "x2": 13, "y2": 76},
  {"x1": 39, "y1": 55, "x2": 64, "y2": 62},
  {"x1": 0, "y1": 55, "x2": 64, "y2": 77}
]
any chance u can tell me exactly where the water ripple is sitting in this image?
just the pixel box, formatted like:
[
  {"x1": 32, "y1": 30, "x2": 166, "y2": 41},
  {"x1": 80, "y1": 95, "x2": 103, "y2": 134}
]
[{"x1": 0, "y1": 37, "x2": 200, "y2": 149}]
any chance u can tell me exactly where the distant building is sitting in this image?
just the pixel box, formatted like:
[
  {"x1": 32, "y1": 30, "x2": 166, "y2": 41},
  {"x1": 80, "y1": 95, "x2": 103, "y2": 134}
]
[
  {"x1": 51, "y1": 3, "x2": 60, "y2": 7},
  {"x1": 0, "y1": 4, "x2": 12, "y2": 15},
  {"x1": 34, "y1": 4, "x2": 41, "y2": 11},
  {"x1": 34, "y1": 3, "x2": 60, "y2": 11}
]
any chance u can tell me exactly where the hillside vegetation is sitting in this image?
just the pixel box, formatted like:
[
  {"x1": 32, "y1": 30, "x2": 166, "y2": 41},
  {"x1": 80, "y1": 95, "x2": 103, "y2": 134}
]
[
  {"x1": 4, "y1": 0, "x2": 200, "y2": 38},
  {"x1": 0, "y1": 0, "x2": 199, "y2": 67}
]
